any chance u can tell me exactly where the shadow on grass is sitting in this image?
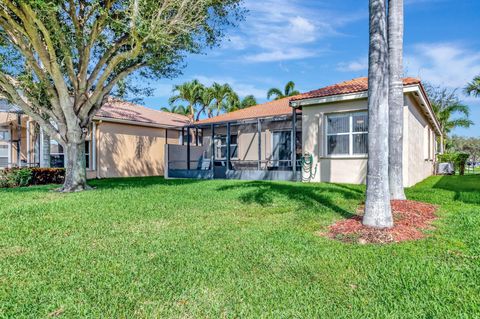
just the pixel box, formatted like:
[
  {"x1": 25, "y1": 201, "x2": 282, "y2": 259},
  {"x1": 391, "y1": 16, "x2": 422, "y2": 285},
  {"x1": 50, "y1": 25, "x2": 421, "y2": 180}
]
[
  {"x1": 433, "y1": 175, "x2": 480, "y2": 205},
  {"x1": 217, "y1": 181, "x2": 364, "y2": 219},
  {"x1": 88, "y1": 176, "x2": 208, "y2": 190},
  {"x1": 0, "y1": 177, "x2": 208, "y2": 194}
]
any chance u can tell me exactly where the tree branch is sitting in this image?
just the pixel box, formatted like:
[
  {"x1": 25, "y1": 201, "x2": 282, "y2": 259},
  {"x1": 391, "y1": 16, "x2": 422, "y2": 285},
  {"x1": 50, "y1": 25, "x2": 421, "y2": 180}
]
[
  {"x1": 0, "y1": 73, "x2": 63, "y2": 143},
  {"x1": 84, "y1": 62, "x2": 146, "y2": 124}
]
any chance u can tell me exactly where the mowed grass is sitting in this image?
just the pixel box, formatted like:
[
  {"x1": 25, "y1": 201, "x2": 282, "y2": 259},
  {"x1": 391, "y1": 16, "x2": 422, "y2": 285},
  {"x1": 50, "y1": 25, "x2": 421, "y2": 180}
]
[{"x1": 0, "y1": 175, "x2": 479, "y2": 318}]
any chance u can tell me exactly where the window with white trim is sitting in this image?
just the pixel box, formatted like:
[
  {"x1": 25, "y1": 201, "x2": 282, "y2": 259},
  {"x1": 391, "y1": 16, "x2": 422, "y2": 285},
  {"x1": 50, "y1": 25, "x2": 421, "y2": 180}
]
[
  {"x1": 326, "y1": 112, "x2": 368, "y2": 156},
  {"x1": 0, "y1": 144, "x2": 8, "y2": 167},
  {"x1": 50, "y1": 140, "x2": 65, "y2": 168},
  {"x1": 214, "y1": 135, "x2": 238, "y2": 159},
  {"x1": 85, "y1": 141, "x2": 90, "y2": 169}
]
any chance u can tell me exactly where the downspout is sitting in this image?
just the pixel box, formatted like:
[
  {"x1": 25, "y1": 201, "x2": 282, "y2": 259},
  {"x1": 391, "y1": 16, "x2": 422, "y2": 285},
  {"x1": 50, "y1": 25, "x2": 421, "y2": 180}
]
[
  {"x1": 16, "y1": 113, "x2": 21, "y2": 166},
  {"x1": 26, "y1": 120, "x2": 31, "y2": 166},
  {"x1": 92, "y1": 122, "x2": 97, "y2": 178}
]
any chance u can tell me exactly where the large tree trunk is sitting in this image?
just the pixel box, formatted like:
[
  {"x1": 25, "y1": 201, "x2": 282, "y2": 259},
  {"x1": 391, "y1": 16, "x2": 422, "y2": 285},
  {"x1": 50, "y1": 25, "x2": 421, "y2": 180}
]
[
  {"x1": 60, "y1": 131, "x2": 88, "y2": 192},
  {"x1": 363, "y1": 0, "x2": 393, "y2": 229},
  {"x1": 388, "y1": 0, "x2": 406, "y2": 200}
]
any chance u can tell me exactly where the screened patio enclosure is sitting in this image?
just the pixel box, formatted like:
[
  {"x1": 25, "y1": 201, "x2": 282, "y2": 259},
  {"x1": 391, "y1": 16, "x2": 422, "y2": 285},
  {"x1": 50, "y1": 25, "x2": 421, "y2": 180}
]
[{"x1": 166, "y1": 110, "x2": 302, "y2": 181}]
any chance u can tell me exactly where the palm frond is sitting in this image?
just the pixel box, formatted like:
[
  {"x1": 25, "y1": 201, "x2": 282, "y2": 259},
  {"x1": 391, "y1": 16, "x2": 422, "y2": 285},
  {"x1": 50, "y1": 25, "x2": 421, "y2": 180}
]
[
  {"x1": 284, "y1": 81, "x2": 296, "y2": 96},
  {"x1": 464, "y1": 75, "x2": 480, "y2": 97},
  {"x1": 267, "y1": 88, "x2": 283, "y2": 100}
]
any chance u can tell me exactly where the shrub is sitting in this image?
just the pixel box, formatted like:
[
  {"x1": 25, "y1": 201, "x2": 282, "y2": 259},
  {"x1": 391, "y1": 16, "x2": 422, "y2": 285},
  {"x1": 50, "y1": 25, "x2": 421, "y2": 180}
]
[
  {"x1": 0, "y1": 168, "x2": 32, "y2": 188},
  {"x1": 438, "y1": 152, "x2": 470, "y2": 175},
  {"x1": 0, "y1": 167, "x2": 65, "y2": 188},
  {"x1": 30, "y1": 168, "x2": 65, "y2": 185}
]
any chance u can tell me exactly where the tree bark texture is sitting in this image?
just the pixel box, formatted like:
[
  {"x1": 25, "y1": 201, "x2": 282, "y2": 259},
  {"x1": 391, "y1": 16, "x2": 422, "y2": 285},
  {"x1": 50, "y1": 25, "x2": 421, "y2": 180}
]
[
  {"x1": 363, "y1": 0, "x2": 393, "y2": 229},
  {"x1": 388, "y1": 0, "x2": 406, "y2": 200}
]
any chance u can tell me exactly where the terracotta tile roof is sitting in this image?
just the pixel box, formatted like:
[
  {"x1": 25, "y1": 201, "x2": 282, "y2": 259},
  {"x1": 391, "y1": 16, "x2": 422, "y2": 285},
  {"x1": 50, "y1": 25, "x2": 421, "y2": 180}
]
[
  {"x1": 291, "y1": 77, "x2": 421, "y2": 102},
  {"x1": 95, "y1": 97, "x2": 190, "y2": 128},
  {"x1": 195, "y1": 77, "x2": 423, "y2": 125},
  {"x1": 196, "y1": 96, "x2": 299, "y2": 125}
]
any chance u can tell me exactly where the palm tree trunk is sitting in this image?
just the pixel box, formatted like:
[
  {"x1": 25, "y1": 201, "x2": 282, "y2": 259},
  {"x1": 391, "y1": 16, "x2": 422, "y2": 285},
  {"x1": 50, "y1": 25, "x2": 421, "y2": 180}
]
[
  {"x1": 363, "y1": 0, "x2": 393, "y2": 229},
  {"x1": 388, "y1": 0, "x2": 406, "y2": 200}
]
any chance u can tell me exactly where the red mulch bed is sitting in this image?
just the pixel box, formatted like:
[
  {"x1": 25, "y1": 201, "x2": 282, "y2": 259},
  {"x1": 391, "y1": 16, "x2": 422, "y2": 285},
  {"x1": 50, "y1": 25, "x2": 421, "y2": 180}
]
[{"x1": 324, "y1": 200, "x2": 438, "y2": 244}]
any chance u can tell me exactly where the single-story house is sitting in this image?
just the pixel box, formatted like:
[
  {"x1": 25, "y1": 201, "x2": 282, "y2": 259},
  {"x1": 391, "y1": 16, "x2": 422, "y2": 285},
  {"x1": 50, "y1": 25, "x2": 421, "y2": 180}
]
[
  {"x1": 167, "y1": 77, "x2": 443, "y2": 187},
  {"x1": 0, "y1": 98, "x2": 189, "y2": 178}
]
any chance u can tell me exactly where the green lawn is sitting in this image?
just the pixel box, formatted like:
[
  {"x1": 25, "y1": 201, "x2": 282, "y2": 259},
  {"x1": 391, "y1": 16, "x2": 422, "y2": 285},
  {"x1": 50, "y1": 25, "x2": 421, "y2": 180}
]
[{"x1": 0, "y1": 176, "x2": 479, "y2": 318}]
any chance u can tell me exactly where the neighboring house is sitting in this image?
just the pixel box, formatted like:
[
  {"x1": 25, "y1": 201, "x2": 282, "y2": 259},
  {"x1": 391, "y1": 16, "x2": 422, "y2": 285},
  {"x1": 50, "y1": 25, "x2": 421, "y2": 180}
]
[
  {"x1": 0, "y1": 98, "x2": 189, "y2": 178},
  {"x1": 167, "y1": 77, "x2": 442, "y2": 187}
]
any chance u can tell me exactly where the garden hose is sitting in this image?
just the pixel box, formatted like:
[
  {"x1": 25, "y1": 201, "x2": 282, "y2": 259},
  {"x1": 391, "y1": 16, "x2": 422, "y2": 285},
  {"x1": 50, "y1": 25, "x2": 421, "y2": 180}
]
[{"x1": 301, "y1": 152, "x2": 317, "y2": 182}]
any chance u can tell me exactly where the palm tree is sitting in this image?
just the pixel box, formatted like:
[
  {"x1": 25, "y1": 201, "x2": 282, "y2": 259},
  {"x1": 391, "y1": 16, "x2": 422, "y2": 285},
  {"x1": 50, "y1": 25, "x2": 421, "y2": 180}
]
[
  {"x1": 198, "y1": 88, "x2": 215, "y2": 121},
  {"x1": 161, "y1": 105, "x2": 190, "y2": 116},
  {"x1": 224, "y1": 93, "x2": 257, "y2": 112},
  {"x1": 169, "y1": 80, "x2": 205, "y2": 121},
  {"x1": 465, "y1": 75, "x2": 480, "y2": 97},
  {"x1": 224, "y1": 91, "x2": 241, "y2": 112},
  {"x1": 267, "y1": 81, "x2": 300, "y2": 100},
  {"x1": 209, "y1": 82, "x2": 234, "y2": 117},
  {"x1": 241, "y1": 95, "x2": 257, "y2": 108},
  {"x1": 425, "y1": 85, "x2": 473, "y2": 148},
  {"x1": 363, "y1": 0, "x2": 393, "y2": 229},
  {"x1": 388, "y1": 0, "x2": 406, "y2": 200}
]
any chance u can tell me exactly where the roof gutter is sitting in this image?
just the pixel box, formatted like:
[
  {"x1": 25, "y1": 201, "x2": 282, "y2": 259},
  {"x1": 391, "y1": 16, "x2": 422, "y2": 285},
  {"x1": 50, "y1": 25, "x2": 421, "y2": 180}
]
[
  {"x1": 403, "y1": 85, "x2": 442, "y2": 136},
  {"x1": 290, "y1": 91, "x2": 368, "y2": 108},
  {"x1": 93, "y1": 116, "x2": 186, "y2": 130},
  {"x1": 290, "y1": 84, "x2": 442, "y2": 137}
]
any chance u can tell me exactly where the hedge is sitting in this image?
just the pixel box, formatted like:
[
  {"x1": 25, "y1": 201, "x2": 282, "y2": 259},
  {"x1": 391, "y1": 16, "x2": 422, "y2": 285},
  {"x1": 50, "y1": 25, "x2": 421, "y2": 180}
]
[{"x1": 0, "y1": 167, "x2": 65, "y2": 188}]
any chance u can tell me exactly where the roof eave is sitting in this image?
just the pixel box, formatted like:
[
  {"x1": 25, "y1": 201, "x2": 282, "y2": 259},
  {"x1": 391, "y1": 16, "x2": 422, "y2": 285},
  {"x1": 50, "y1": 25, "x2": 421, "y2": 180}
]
[
  {"x1": 290, "y1": 84, "x2": 442, "y2": 137},
  {"x1": 93, "y1": 116, "x2": 186, "y2": 129}
]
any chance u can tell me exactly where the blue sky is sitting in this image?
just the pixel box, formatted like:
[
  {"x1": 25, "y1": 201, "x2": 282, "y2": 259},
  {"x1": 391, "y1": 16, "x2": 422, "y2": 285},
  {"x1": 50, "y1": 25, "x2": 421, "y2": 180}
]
[{"x1": 140, "y1": 0, "x2": 480, "y2": 137}]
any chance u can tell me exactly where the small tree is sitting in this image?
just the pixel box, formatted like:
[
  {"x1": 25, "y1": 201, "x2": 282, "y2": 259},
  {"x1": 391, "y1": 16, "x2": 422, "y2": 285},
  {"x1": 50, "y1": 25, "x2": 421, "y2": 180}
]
[
  {"x1": 0, "y1": 0, "x2": 242, "y2": 192},
  {"x1": 424, "y1": 84, "x2": 473, "y2": 150}
]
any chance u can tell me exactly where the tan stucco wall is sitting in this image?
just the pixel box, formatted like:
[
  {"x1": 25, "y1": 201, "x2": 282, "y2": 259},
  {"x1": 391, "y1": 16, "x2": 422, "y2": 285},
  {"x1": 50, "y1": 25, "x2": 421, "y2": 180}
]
[
  {"x1": 302, "y1": 99, "x2": 368, "y2": 184},
  {"x1": 96, "y1": 121, "x2": 180, "y2": 178},
  {"x1": 302, "y1": 94, "x2": 436, "y2": 186},
  {"x1": 403, "y1": 95, "x2": 436, "y2": 187}
]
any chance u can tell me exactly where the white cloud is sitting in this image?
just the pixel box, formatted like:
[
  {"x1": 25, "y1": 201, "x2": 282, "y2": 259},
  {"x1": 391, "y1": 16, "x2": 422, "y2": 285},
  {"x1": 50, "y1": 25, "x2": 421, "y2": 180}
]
[
  {"x1": 337, "y1": 57, "x2": 368, "y2": 72},
  {"x1": 405, "y1": 43, "x2": 480, "y2": 89},
  {"x1": 151, "y1": 83, "x2": 174, "y2": 97},
  {"x1": 245, "y1": 48, "x2": 317, "y2": 63},
  {"x1": 226, "y1": 0, "x2": 361, "y2": 63},
  {"x1": 193, "y1": 75, "x2": 267, "y2": 99},
  {"x1": 221, "y1": 35, "x2": 247, "y2": 50}
]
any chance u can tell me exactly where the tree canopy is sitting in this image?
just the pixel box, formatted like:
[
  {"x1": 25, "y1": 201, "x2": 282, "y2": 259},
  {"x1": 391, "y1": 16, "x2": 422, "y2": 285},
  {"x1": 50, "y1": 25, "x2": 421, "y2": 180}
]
[
  {"x1": 0, "y1": 0, "x2": 243, "y2": 141},
  {"x1": 465, "y1": 75, "x2": 480, "y2": 98},
  {"x1": 0, "y1": 0, "x2": 243, "y2": 191},
  {"x1": 267, "y1": 81, "x2": 300, "y2": 100},
  {"x1": 167, "y1": 79, "x2": 258, "y2": 120},
  {"x1": 424, "y1": 84, "x2": 474, "y2": 137}
]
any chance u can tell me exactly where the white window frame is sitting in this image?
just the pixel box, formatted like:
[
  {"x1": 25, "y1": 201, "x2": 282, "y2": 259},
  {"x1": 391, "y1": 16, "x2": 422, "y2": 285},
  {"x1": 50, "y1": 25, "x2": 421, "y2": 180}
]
[
  {"x1": 84, "y1": 140, "x2": 91, "y2": 169},
  {"x1": 324, "y1": 111, "x2": 368, "y2": 158},
  {"x1": 50, "y1": 139, "x2": 65, "y2": 168},
  {"x1": 214, "y1": 134, "x2": 238, "y2": 160},
  {"x1": 0, "y1": 127, "x2": 11, "y2": 168}
]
